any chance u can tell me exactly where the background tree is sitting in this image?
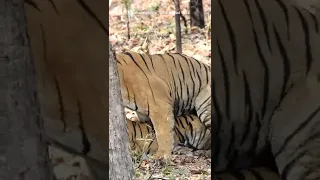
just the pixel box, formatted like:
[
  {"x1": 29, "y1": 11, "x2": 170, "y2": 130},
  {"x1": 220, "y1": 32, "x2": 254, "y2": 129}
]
[
  {"x1": 109, "y1": 44, "x2": 134, "y2": 180},
  {"x1": 189, "y1": 0, "x2": 205, "y2": 28},
  {"x1": 174, "y1": 0, "x2": 182, "y2": 54},
  {"x1": 0, "y1": 0, "x2": 53, "y2": 179}
]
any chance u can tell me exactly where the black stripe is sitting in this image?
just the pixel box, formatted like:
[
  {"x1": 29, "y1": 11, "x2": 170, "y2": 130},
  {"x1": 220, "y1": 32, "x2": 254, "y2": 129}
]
[
  {"x1": 211, "y1": 79, "x2": 222, "y2": 163},
  {"x1": 183, "y1": 56, "x2": 197, "y2": 104},
  {"x1": 116, "y1": 60, "x2": 122, "y2": 65},
  {"x1": 204, "y1": 65, "x2": 210, "y2": 84},
  {"x1": 124, "y1": 84, "x2": 130, "y2": 104},
  {"x1": 240, "y1": 72, "x2": 254, "y2": 145},
  {"x1": 146, "y1": 54, "x2": 155, "y2": 70},
  {"x1": 124, "y1": 52, "x2": 156, "y2": 102},
  {"x1": 229, "y1": 170, "x2": 246, "y2": 180},
  {"x1": 304, "y1": 9, "x2": 319, "y2": 33},
  {"x1": 137, "y1": 122, "x2": 143, "y2": 138},
  {"x1": 117, "y1": 56, "x2": 127, "y2": 65},
  {"x1": 174, "y1": 126, "x2": 185, "y2": 143},
  {"x1": 168, "y1": 55, "x2": 186, "y2": 108},
  {"x1": 246, "y1": 113, "x2": 261, "y2": 156},
  {"x1": 248, "y1": 168, "x2": 265, "y2": 180},
  {"x1": 175, "y1": 56, "x2": 186, "y2": 82},
  {"x1": 243, "y1": 0, "x2": 269, "y2": 118},
  {"x1": 48, "y1": 0, "x2": 60, "y2": 14},
  {"x1": 226, "y1": 124, "x2": 235, "y2": 165},
  {"x1": 217, "y1": 40, "x2": 231, "y2": 120},
  {"x1": 294, "y1": 7, "x2": 312, "y2": 74},
  {"x1": 254, "y1": 0, "x2": 271, "y2": 52},
  {"x1": 25, "y1": 0, "x2": 42, "y2": 12},
  {"x1": 76, "y1": 0, "x2": 108, "y2": 35},
  {"x1": 133, "y1": 95, "x2": 138, "y2": 111},
  {"x1": 132, "y1": 122, "x2": 137, "y2": 139},
  {"x1": 273, "y1": 27, "x2": 291, "y2": 99},
  {"x1": 146, "y1": 97, "x2": 150, "y2": 116},
  {"x1": 274, "y1": 0, "x2": 290, "y2": 40},
  {"x1": 77, "y1": 100, "x2": 91, "y2": 155},
  {"x1": 139, "y1": 54, "x2": 152, "y2": 73},
  {"x1": 158, "y1": 54, "x2": 171, "y2": 74},
  {"x1": 172, "y1": 56, "x2": 186, "y2": 113},
  {"x1": 196, "y1": 70, "x2": 202, "y2": 92},
  {"x1": 294, "y1": 131, "x2": 320, "y2": 157},
  {"x1": 281, "y1": 149, "x2": 308, "y2": 179},
  {"x1": 275, "y1": 106, "x2": 320, "y2": 157},
  {"x1": 197, "y1": 96, "x2": 210, "y2": 112},
  {"x1": 53, "y1": 77, "x2": 66, "y2": 132},
  {"x1": 40, "y1": 24, "x2": 67, "y2": 132},
  {"x1": 217, "y1": 0, "x2": 238, "y2": 74}
]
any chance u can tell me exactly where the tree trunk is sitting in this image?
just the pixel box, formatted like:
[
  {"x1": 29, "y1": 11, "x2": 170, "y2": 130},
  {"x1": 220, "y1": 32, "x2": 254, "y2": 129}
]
[
  {"x1": 174, "y1": 0, "x2": 182, "y2": 54},
  {"x1": 0, "y1": 0, "x2": 53, "y2": 179},
  {"x1": 108, "y1": 44, "x2": 134, "y2": 180},
  {"x1": 189, "y1": 0, "x2": 205, "y2": 28}
]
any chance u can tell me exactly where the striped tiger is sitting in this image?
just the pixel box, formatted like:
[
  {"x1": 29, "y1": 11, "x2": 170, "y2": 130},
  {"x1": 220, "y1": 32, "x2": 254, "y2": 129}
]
[
  {"x1": 25, "y1": 0, "x2": 109, "y2": 179},
  {"x1": 117, "y1": 51, "x2": 211, "y2": 159},
  {"x1": 127, "y1": 114, "x2": 211, "y2": 154},
  {"x1": 213, "y1": 0, "x2": 320, "y2": 179}
]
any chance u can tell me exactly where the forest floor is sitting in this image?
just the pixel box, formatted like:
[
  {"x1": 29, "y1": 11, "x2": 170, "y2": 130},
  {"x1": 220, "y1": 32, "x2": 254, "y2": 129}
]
[
  {"x1": 131, "y1": 152, "x2": 211, "y2": 180},
  {"x1": 51, "y1": 0, "x2": 211, "y2": 179}
]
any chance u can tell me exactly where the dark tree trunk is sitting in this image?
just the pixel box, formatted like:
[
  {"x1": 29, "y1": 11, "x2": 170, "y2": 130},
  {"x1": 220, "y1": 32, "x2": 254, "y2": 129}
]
[
  {"x1": 0, "y1": 0, "x2": 54, "y2": 180},
  {"x1": 190, "y1": 0, "x2": 205, "y2": 28},
  {"x1": 174, "y1": 0, "x2": 182, "y2": 54},
  {"x1": 108, "y1": 44, "x2": 134, "y2": 180}
]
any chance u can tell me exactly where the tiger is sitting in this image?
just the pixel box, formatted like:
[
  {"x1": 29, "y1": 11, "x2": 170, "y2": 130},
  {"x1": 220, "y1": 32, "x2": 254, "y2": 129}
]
[
  {"x1": 212, "y1": 0, "x2": 320, "y2": 179},
  {"x1": 127, "y1": 114, "x2": 211, "y2": 154},
  {"x1": 25, "y1": 0, "x2": 109, "y2": 179},
  {"x1": 116, "y1": 51, "x2": 211, "y2": 159}
]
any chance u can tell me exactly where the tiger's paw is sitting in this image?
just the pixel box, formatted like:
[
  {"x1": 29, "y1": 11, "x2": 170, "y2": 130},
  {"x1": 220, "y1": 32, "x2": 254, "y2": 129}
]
[
  {"x1": 152, "y1": 152, "x2": 171, "y2": 160},
  {"x1": 173, "y1": 145, "x2": 194, "y2": 156},
  {"x1": 193, "y1": 149, "x2": 211, "y2": 158},
  {"x1": 151, "y1": 152, "x2": 174, "y2": 165}
]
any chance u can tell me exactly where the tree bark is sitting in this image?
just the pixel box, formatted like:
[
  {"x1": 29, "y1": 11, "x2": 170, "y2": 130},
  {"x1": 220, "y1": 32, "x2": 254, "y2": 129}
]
[
  {"x1": 190, "y1": 0, "x2": 205, "y2": 28},
  {"x1": 108, "y1": 44, "x2": 134, "y2": 180},
  {"x1": 174, "y1": 0, "x2": 182, "y2": 54},
  {"x1": 0, "y1": 0, "x2": 53, "y2": 180}
]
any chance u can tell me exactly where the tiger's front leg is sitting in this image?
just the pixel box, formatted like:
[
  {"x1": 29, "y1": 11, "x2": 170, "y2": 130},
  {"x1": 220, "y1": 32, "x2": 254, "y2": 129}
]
[
  {"x1": 148, "y1": 103, "x2": 175, "y2": 160},
  {"x1": 269, "y1": 78, "x2": 320, "y2": 180}
]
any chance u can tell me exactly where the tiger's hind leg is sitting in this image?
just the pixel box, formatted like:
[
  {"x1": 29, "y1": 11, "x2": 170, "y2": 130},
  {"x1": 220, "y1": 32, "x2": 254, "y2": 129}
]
[
  {"x1": 269, "y1": 78, "x2": 320, "y2": 180},
  {"x1": 175, "y1": 115, "x2": 211, "y2": 150}
]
